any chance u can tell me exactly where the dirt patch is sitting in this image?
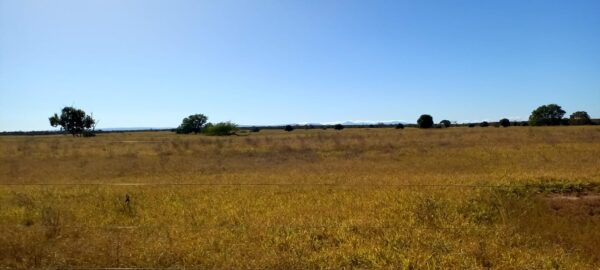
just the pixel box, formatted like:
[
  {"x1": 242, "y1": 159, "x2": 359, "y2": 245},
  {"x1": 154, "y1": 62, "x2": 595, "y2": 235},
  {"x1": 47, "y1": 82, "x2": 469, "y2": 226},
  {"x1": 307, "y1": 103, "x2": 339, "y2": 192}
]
[{"x1": 544, "y1": 193, "x2": 600, "y2": 217}]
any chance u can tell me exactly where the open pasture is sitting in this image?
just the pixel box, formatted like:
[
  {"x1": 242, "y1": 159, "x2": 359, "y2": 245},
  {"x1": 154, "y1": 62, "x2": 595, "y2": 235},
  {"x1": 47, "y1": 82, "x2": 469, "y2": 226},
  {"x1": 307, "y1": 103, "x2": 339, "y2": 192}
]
[{"x1": 1, "y1": 127, "x2": 600, "y2": 268}]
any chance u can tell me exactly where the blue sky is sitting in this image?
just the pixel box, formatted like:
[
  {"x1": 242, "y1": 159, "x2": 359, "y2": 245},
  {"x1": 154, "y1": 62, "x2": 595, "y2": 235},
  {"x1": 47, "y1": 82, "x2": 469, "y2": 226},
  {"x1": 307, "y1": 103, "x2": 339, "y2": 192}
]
[{"x1": 1, "y1": 0, "x2": 599, "y2": 131}]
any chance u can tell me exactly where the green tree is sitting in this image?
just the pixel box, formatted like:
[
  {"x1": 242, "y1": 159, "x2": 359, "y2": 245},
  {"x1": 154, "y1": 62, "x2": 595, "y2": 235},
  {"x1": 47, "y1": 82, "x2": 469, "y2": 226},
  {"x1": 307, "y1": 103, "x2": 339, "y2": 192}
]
[
  {"x1": 499, "y1": 118, "x2": 510, "y2": 127},
  {"x1": 440, "y1": 120, "x2": 451, "y2": 128},
  {"x1": 203, "y1": 122, "x2": 238, "y2": 136},
  {"x1": 417, "y1": 114, "x2": 434, "y2": 129},
  {"x1": 334, "y1": 124, "x2": 344, "y2": 130},
  {"x1": 176, "y1": 114, "x2": 208, "y2": 134},
  {"x1": 49, "y1": 107, "x2": 96, "y2": 136},
  {"x1": 395, "y1": 123, "x2": 405, "y2": 129},
  {"x1": 284, "y1": 125, "x2": 294, "y2": 132},
  {"x1": 480, "y1": 121, "x2": 489, "y2": 127},
  {"x1": 529, "y1": 104, "x2": 565, "y2": 126},
  {"x1": 569, "y1": 111, "x2": 592, "y2": 125}
]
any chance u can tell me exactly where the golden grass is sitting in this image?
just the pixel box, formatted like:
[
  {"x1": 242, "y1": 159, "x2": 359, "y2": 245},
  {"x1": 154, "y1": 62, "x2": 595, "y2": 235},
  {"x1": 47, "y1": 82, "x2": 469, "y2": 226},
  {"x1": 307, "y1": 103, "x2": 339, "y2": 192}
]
[{"x1": 0, "y1": 127, "x2": 599, "y2": 268}]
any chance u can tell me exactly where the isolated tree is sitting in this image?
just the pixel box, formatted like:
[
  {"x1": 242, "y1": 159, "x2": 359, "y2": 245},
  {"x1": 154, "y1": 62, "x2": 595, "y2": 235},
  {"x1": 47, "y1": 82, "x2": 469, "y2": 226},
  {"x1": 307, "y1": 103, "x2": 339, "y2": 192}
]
[
  {"x1": 529, "y1": 104, "x2": 565, "y2": 126},
  {"x1": 284, "y1": 125, "x2": 294, "y2": 132},
  {"x1": 250, "y1": 126, "x2": 261, "y2": 132},
  {"x1": 417, "y1": 114, "x2": 434, "y2": 129},
  {"x1": 468, "y1": 123, "x2": 475, "y2": 128},
  {"x1": 176, "y1": 114, "x2": 208, "y2": 134},
  {"x1": 480, "y1": 121, "x2": 489, "y2": 127},
  {"x1": 49, "y1": 106, "x2": 96, "y2": 136},
  {"x1": 395, "y1": 123, "x2": 405, "y2": 129},
  {"x1": 440, "y1": 120, "x2": 451, "y2": 128},
  {"x1": 203, "y1": 122, "x2": 238, "y2": 136},
  {"x1": 499, "y1": 118, "x2": 510, "y2": 127},
  {"x1": 334, "y1": 124, "x2": 344, "y2": 130},
  {"x1": 569, "y1": 111, "x2": 592, "y2": 125}
]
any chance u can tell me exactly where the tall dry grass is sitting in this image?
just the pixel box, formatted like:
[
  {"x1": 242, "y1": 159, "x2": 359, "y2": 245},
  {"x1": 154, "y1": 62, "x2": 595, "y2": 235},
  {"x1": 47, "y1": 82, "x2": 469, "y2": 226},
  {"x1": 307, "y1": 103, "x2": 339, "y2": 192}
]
[{"x1": 0, "y1": 126, "x2": 599, "y2": 268}]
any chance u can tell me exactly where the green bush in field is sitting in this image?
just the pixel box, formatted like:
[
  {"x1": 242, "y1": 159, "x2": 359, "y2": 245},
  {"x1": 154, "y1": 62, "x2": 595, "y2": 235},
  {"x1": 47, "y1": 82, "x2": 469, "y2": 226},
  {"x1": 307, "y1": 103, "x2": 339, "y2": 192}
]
[
  {"x1": 203, "y1": 122, "x2": 238, "y2": 136},
  {"x1": 440, "y1": 120, "x2": 451, "y2": 128},
  {"x1": 499, "y1": 118, "x2": 510, "y2": 127}
]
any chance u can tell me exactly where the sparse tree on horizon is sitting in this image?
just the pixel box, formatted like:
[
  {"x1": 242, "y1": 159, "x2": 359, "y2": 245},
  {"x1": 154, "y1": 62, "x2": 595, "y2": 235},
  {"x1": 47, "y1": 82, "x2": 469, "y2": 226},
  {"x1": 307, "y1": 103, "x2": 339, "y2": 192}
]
[
  {"x1": 529, "y1": 104, "x2": 565, "y2": 126},
  {"x1": 417, "y1": 115, "x2": 434, "y2": 129},
  {"x1": 499, "y1": 118, "x2": 510, "y2": 127},
  {"x1": 569, "y1": 111, "x2": 592, "y2": 125},
  {"x1": 176, "y1": 114, "x2": 208, "y2": 134},
  {"x1": 49, "y1": 106, "x2": 96, "y2": 136},
  {"x1": 440, "y1": 120, "x2": 451, "y2": 128}
]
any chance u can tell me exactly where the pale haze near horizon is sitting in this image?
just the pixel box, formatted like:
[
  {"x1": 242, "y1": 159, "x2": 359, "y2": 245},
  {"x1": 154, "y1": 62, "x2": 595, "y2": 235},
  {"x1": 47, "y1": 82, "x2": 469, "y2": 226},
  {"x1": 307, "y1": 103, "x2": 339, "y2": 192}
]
[{"x1": 1, "y1": 0, "x2": 599, "y2": 131}]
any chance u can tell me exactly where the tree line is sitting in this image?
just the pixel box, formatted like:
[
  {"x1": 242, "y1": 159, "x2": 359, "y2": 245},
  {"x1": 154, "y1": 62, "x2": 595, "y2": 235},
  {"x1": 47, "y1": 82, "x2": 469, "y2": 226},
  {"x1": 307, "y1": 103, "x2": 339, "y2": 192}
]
[{"x1": 45, "y1": 103, "x2": 595, "y2": 137}]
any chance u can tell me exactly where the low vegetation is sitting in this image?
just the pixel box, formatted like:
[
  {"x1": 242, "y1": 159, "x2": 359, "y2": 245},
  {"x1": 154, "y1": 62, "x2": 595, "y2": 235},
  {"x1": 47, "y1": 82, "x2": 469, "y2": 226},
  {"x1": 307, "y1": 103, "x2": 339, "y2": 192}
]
[{"x1": 1, "y1": 126, "x2": 599, "y2": 268}]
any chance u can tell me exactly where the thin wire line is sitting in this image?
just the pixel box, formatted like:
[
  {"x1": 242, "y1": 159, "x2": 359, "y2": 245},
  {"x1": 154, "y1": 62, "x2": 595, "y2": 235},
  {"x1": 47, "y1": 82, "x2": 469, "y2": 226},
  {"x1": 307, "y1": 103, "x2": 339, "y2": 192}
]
[
  {"x1": 0, "y1": 183, "x2": 530, "y2": 188},
  {"x1": 0, "y1": 224, "x2": 495, "y2": 230}
]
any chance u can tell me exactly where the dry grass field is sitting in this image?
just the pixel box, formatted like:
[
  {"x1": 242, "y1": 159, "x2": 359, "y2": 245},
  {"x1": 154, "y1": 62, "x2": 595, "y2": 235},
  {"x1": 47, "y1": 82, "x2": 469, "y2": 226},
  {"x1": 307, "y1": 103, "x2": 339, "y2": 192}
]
[{"x1": 1, "y1": 127, "x2": 599, "y2": 269}]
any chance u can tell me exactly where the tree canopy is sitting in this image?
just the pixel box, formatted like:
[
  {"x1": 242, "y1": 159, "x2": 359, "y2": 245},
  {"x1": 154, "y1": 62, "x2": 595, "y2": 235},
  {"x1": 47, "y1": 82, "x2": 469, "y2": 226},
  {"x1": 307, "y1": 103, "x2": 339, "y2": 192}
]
[
  {"x1": 440, "y1": 120, "x2": 451, "y2": 128},
  {"x1": 176, "y1": 114, "x2": 208, "y2": 134},
  {"x1": 49, "y1": 107, "x2": 96, "y2": 136},
  {"x1": 529, "y1": 104, "x2": 565, "y2": 126},
  {"x1": 499, "y1": 118, "x2": 510, "y2": 127},
  {"x1": 417, "y1": 115, "x2": 434, "y2": 129},
  {"x1": 569, "y1": 111, "x2": 592, "y2": 125}
]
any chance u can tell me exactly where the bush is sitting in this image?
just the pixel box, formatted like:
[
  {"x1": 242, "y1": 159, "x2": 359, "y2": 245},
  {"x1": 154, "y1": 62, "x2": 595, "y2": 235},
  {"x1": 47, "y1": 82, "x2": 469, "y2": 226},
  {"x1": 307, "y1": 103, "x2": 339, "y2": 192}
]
[
  {"x1": 468, "y1": 123, "x2": 475, "y2": 128},
  {"x1": 395, "y1": 123, "x2": 405, "y2": 129},
  {"x1": 250, "y1": 127, "x2": 260, "y2": 132},
  {"x1": 417, "y1": 115, "x2": 434, "y2": 129},
  {"x1": 440, "y1": 120, "x2": 451, "y2": 128},
  {"x1": 480, "y1": 121, "x2": 489, "y2": 127},
  {"x1": 284, "y1": 125, "x2": 294, "y2": 132},
  {"x1": 203, "y1": 122, "x2": 238, "y2": 136},
  {"x1": 499, "y1": 118, "x2": 510, "y2": 127},
  {"x1": 570, "y1": 111, "x2": 592, "y2": 125},
  {"x1": 334, "y1": 124, "x2": 344, "y2": 130},
  {"x1": 529, "y1": 104, "x2": 565, "y2": 126}
]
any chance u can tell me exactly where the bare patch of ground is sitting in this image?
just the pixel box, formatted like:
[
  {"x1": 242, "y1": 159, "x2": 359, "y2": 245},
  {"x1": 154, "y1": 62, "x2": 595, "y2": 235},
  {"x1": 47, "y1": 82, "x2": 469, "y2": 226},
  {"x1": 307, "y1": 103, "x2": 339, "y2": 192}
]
[{"x1": 545, "y1": 193, "x2": 600, "y2": 216}]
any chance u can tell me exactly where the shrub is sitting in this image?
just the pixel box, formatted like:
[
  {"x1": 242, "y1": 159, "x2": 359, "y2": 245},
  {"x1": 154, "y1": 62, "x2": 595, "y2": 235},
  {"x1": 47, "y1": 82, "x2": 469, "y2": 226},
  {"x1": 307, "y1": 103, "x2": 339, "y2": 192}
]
[
  {"x1": 440, "y1": 120, "x2": 451, "y2": 128},
  {"x1": 570, "y1": 111, "x2": 592, "y2": 125},
  {"x1": 284, "y1": 125, "x2": 294, "y2": 132},
  {"x1": 499, "y1": 118, "x2": 510, "y2": 127},
  {"x1": 250, "y1": 127, "x2": 260, "y2": 132},
  {"x1": 529, "y1": 104, "x2": 565, "y2": 126},
  {"x1": 204, "y1": 122, "x2": 238, "y2": 136},
  {"x1": 417, "y1": 115, "x2": 434, "y2": 129},
  {"x1": 468, "y1": 123, "x2": 476, "y2": 128},
  {"x1": 480, "y1": 121, "x2": 489, "y2": 127},
  {"x1": 334, "y1": 124, "x2": 344, "y2": 130},
  {"x1": 395, "y1": 123, "x2": 405, "y2": 129}
]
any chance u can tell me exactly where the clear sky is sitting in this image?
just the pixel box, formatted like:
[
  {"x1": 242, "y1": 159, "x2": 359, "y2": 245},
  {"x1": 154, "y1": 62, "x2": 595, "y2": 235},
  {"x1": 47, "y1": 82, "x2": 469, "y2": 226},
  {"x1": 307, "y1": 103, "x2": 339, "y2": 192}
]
[{"x1": 1, "y1": 0, "x2": 599, "y2": 131}]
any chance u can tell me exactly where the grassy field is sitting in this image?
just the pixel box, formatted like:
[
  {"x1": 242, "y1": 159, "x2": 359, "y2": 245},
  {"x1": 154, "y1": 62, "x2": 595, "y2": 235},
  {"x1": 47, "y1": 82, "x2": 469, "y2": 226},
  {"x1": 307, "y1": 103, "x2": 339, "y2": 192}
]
[{"x1": 1, "y1": 127, "x2": 599, "y2": 269}]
